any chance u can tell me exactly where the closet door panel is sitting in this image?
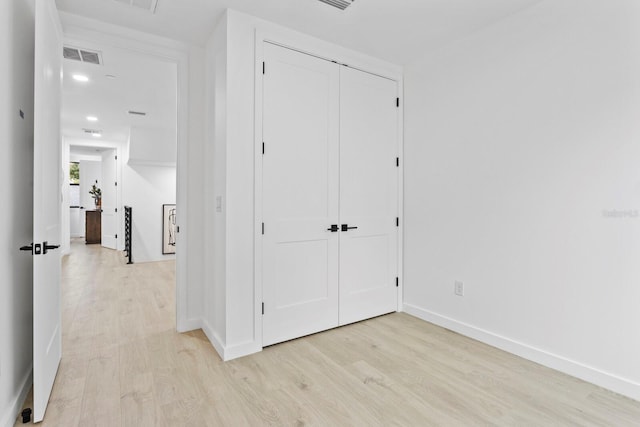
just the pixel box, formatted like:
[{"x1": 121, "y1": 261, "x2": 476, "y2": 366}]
[
  {"x1": 262, "y1": 43, "x2": 340, "y2": 346},
  {"x1": 339, "y1": 67, "x2": 399, "y2": 326}
]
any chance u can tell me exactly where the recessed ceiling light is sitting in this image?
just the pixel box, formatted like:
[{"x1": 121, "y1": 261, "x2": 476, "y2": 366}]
[
  {"x1": 92, "y1": 133, "x2": 102, "y2": 138},
  {"x1": 72, "y1": 74, "x2": 89, "y2": 82},
  {"x1": 86, "y1": 116, "x2": 98, "y2": 122}
]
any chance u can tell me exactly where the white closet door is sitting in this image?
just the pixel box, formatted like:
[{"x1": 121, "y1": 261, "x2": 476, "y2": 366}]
[
  {"x1": 339, "y1": 66, "x2": 399, "y2": 326},
  {"x1": 262, "y1": 43, "x2": 340, "y2": 346}
]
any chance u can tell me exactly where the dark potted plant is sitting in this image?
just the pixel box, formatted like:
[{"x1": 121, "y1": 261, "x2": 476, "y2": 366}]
[{"x1": 89, "y1": 184, "x2": 102, "y2": 209}]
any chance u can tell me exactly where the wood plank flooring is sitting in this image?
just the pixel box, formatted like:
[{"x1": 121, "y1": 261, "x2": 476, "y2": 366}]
[{"x1": 15, "y1": 240, "x2": 640, "y2": 426}]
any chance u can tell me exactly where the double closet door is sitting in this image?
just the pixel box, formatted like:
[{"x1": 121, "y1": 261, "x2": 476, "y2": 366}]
[{"x1": 262, "y1": 43, "x2": 399, "y2": 346}]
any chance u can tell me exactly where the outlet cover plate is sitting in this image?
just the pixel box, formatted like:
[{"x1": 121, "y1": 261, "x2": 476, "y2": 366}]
[{"x1": 454, "y1": 280, "x2": 464, "y2": 296}]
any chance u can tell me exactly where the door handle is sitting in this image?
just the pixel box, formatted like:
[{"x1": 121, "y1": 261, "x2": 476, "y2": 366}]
[
  {"x1": 20, "y1": 243, "x2": 41, "y2": 255},
  {"x1": 20, "y1": 243, "x2": 33, "y2": 252},
  {"x1": 341, "y1": 224, "x2": 358, "y2": 232},
  {"x1": 42, "y1": 241, "x2": 60, "y2": 255},
  {"x1": 327, "y1": 224, "x2": 339, "y2": 232}
]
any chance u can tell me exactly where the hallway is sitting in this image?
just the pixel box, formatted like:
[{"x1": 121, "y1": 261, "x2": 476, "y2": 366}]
[{"x1": 15, "y1": 241, "x2": 640, "y2": 426}]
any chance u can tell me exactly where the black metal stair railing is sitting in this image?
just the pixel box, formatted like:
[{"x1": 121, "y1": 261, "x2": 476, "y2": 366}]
[{"x1": 124, "y1": 206, "x2": 133, "y2": 264}]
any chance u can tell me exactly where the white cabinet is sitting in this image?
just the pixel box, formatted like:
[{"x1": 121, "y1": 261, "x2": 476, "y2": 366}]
[{"x1": 261, "y1": 43, "x2": 400, "y2": 346}]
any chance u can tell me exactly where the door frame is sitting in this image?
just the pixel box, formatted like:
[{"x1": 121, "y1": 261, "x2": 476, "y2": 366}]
[
  {"x1": 58, "y1": 14, "x2": 193, "y2": 331},
  {"x1": 62, "y1": 141, "x2": 123, "y2": 250},
  {"x1": 253, "y1": 28, "x2": 404, "y2": 349}
]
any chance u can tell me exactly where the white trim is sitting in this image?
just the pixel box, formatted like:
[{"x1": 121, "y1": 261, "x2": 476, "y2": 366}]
[
  {"x1": 254, "y1": 25, "x2": 404, "y2": 351},
  {"x1": 224, "y1": 340, "x2": 263, "y2": 361},
  {"x1": 202, "y1": 319, "x2": 262, "y2": 361},
  {"x1": 253, "y1": 30, "x2": 265, "y2": 352},
  {"x1": 58, "y1": 14, "x2": 192, "y2": 334},
  {"x1": 201, "y1": 318, "x2": 224, "y2": 359},
  {"x1": 1, "y1": 366, "x2": 32, "y2": 427},
  {"x1": 396, "y1": 76, "x2": 405, "y2": 313},
  {"x1": 404, "y1": 303, "x2": 640, "y2": 402},
  {"x1": 64, "y1": 139, "x2": 124, "y2": 251},
  {"x1": 179, "y1": 317, "x2": 202, "y2": 334}
]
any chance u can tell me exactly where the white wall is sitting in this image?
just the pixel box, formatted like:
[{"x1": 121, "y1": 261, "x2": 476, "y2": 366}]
[
  {"x1": 204, "y1": 15, "x2": 228, "y2": 352},
  {"x1": 122, "y1": 141, "x2": 176, "y2": 263},
  {"x1": 0, "y1": 1, "x2": 35, "y2": 426},
  {"x1": 404, "y1": 0, "x2": 640, "y2": 400},
  {"x1": 128, "y1": 126, "x2": 177, "y2": 166},
  {"x1": 70, "y1": 152, "x2": 100, "y2": 162},
  {"x1": 185, "y1": 45, "x2": 206, "y2": 333}
]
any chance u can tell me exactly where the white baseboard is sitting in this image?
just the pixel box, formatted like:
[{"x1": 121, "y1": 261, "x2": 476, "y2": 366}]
[
  {"x1": 176, "y1": 317, "x2": 202, "y2": 333},
  {"x1": 201, "y1": 318, "x2": 225, "y2": 360},
  {"x1": 403, "y1": 303, "x2": 640, "y2": 402},
  {"x1": 223, "y1": 340, "x2": 262, "y2": 361},
  {"x1": 201, "y1": 319, "x2": 261, "y2": 361},
  {"x1": 1, "y1": 365, "x2": 32, "y2": 427}
]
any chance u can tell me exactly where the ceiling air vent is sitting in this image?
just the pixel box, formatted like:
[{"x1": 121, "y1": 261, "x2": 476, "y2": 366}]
[
  {"x1": 128, "y1": 110, "x2": 147, "y2": 116},
  {"x1": 63, "y1": 47, "x2": 81, "y2": 61},
  {"x1": 318, "y1": 0, "x2": 355, "y2": 10},
  {"x1": 63, "y1": 46, "x2": 103, "y2": 65},
  {"x1": 112, "y1": 0, "x2": 159, "y2": 14},
  {"x1": 83, "y1": 128, "x2": 102, "y2": 135}
]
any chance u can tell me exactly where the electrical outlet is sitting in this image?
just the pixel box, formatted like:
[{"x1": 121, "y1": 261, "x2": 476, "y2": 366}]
[{"x1": 454, "y1": 280, "x2": 464, "y2": 296}]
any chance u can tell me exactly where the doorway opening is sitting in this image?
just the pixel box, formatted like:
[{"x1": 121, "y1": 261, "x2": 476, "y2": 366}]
[{"x1": 61, "y1": 38, "x2": 178, "y2": 265}]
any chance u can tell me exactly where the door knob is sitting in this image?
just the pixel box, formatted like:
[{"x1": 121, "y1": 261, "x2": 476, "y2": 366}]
[
  {"x1": 341, "y1": 224, "x2": 358, "y2": 232},
  {"x1": 326, "y1": 224, "x2": 339, "y2": 232},
  {"x1": 43, "y1": 241, "x2": 60, "y2": 255}
]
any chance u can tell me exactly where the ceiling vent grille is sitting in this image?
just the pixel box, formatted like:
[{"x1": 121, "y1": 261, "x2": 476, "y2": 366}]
[
  {"x1": 128, "y1": 110, "x2": 147, "y2": 116},
  {"x1": 318, "y1": 0, "x2": 355, "y2": 10},
  {"x1": 83, "y1": 128, "x2": 102, "y2": 135},
  {"x1": 112, "y1": 0, "x2": 160, "y2": 13},
  {"x1": 63, "y1": 46, "x2": 103, "y2": 65}
]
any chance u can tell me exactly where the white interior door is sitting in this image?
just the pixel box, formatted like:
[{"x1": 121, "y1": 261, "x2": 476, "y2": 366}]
[
  {"x1": 33, "y1": 0, "x2": 63, "y2": 422},
  {"x1": 338, "y1": 67, "x2": 399, "y2": 326},
  {"x1": 101, "y1": 149, "x2": 117, "y2": 249},
  {"x1": 262, "y1": 43, "x2": 340, "y2": 346}
]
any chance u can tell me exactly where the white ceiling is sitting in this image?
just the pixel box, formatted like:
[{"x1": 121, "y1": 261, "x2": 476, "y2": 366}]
[
  {"x1": 58, "y1": 0, "x2": 541, "y2": 151},
  {"x1": 61, "y1": 39, "x2": 177, "y2": 144},
  {"x1": 56, "y1": 0, "x2": 542, "y2": 65}
]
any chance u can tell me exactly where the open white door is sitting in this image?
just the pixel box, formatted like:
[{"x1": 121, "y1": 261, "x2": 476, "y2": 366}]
[
  {"x1": 33, "y1": 0, "x2": 63, "y2": 422},
  {"x1": 101, "y1": 149, "x2": 118, "y2": 249}
]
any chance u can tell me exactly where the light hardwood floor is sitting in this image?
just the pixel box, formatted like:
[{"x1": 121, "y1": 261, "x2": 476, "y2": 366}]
[{"x1": 15, "y1": 240, "x2": 640, "y2": 426}]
